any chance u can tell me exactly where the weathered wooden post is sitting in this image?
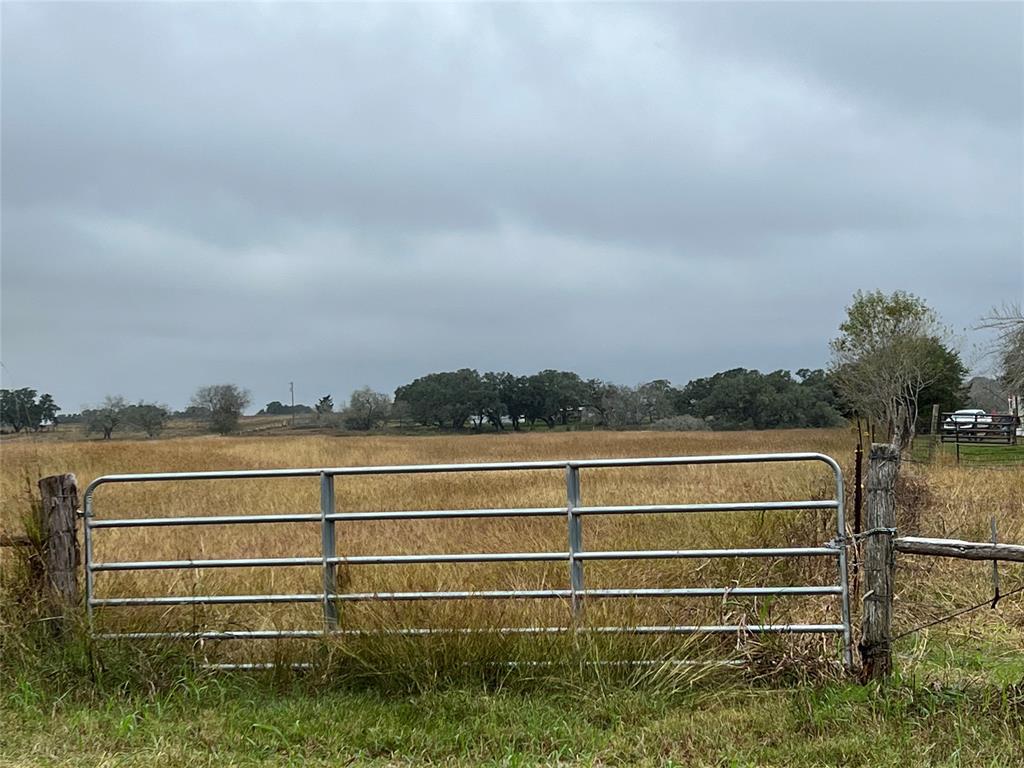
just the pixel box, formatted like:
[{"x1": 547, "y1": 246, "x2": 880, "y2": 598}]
[
  {"x1": 859, "y1": 444, "x2": 898, "y2": 682},
  {"x1": 36, "y1": 474, "x2": 80, "y2": 624},
  {"x1": 929, "y1": 404, "x2": 940, "y2": 462}
]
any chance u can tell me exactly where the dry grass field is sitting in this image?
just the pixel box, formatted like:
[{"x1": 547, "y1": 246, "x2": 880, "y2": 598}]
[
  {"x1": 2, "y1": 428, "x2": 1020, "y2": 658},
  {"x1": 2, "y1": 428, "x2": 1022, "y2": 766}
]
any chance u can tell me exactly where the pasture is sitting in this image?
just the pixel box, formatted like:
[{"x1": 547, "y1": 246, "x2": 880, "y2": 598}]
[{"x1": 2, "y1": 428, "x2": 1022, "y2": 766}]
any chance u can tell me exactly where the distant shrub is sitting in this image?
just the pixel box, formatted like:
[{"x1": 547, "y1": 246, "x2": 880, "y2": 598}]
[{"x1": 650, "y1": 415, "x2": 710, "y2": 432}]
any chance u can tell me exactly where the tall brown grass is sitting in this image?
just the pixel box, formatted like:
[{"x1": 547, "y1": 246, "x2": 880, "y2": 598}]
[{"x1": 2, "y1": 428, "x2": 1020, "y2": 671}]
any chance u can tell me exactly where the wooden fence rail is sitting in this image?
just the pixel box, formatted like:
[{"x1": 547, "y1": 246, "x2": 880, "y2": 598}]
[{"x1": 894, "y1": 537, "x2": 1024, "y2": 564}]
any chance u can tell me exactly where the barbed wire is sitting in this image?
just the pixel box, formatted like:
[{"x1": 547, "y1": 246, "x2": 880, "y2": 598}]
[{"x1": 892, "y1": 583, "x2": 1024, "y2": 641}]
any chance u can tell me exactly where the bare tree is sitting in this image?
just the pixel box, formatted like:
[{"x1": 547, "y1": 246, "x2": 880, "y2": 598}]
[
  {"x1": 191, "y1": 384, "x2": 251, "y2": 435},
  {"x1": 343, "y1": 386, "x2": 391, "y2": 430},
  {"x1": 601, "y1": 385, "x2": 644, "y2": 428},
  {"x1": 83, "y1": 395, "x2": 127, "y2": 440},
  {"x1": 980, "y1": 303, "x2": 1024, "y2": 396}
]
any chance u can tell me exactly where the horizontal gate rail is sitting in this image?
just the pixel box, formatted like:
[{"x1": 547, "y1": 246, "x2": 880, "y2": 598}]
[
  {"x1": 92, "y1": 585, "x2": 843, "y2": 607},
  {"x1": 82, "y1": 451, "x2": 852, "y2": 667},
  {"x1": 90, "y1": 513, "x2": 325, "y2": 528},
  {"x1": 88, "y1": 500, "x2": 837, "y2": 529},
  {"x1": 573, "y1": 547, "x2": 835, "y2": 560},
  {"x1": 91, "y1": 556, "x2": 324, "y2": 571},
  {"x1": 573, "y1": 500, "x2": 838, "y2": 516},
  {"x1": 82, "y1": 452, "x2": 843, "y2": 485},
  {"x1": 97, "y1": 624, "x2": 847, "y2": 641},
  {"x1": 91, "y1": 546, "x2": 838, "y2": 572}
]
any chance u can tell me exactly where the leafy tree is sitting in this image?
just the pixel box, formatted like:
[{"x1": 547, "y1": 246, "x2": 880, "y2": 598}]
[
  {"x1": 395, "y1": 375, "x2": 444, "y2": 429},
  {"x1": 0, "y1": 388, "x2": 59, "y2": 432},
  {"x1": 490, "y1": 371, "x2": 540, "y2": 431},
  {"x1": 173, "y1": 405, "x2": 211, "y2": 420},
  {"x1": 343, "y1": 386, "x2": 391, "y2": 430},
  {"x1": 911, "y1": 341, "x2": 968, "y2": 431},
  {"x1": 675, "y1": 368, "x2": 842, "y2": 430},
  {"x1": 390, "y1": 399, "x2": 412, "y2": 428},
  {"x1": 259, "y1": 401, "x2": 313, "y2": 415},
  {"x1": 582, "y1": 378, "x2": 616, "y2": 426},
  {"x1": 316, "y1": 395, "x2": 334, "y2": 416},
  {"x1": 481, "y1": 372, "x2": 513, "y2": 430},
  {"x1": 638, "y1": 379, "x2": 677, "y2": 424},
  {"x1": 795, "y1": 369, "x2": 845, "y2": 428},
  {"x1": 0, "y1": 388, "x2": 31, "y2": 433},
  {"x1": 469, "y1": 375, "x2": 502, "y2": 431},
  {"x1": 677, "y1": 369, "x2": 765, "y2": 429},
  {"x1": 829, "y1": 290, "x2": 964, "y2": 450},
  {"x1": 191, "y1": 384, "x2": 251, "y2": 435},
  {"x1": 122, "y1": 401, "x2": 169, "y2": 437},
  {"x1": 389, "y1": 364, "x2": 845, "y2": 435},
  {"x1": 517, "y1": 375, "x2": 551, "y2": 429},
  {"x1": 395, "y1": 369, "x2": 486, "y2": 430},
  {"x1": 526, "y1": 370, "x2": 586, "y2": 428},
  {"x1": 83, "y1": 395, "x2": 128, "y2": 439},
  {"x1": 37, "y1": 394, "x2": 60, "y2": 428}
]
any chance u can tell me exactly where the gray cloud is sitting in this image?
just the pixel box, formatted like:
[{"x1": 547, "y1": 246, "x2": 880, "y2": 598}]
[{"x1": 2, "y1": 2, "x2": 1021, "y2": 411}]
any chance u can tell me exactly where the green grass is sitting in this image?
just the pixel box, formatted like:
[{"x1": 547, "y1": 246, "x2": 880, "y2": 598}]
[
  {"x1": 3, "y1": 666, "x2": 1022, "y2": 766},
  {"x1": 950, "y1": 442, "x2": 1024, "y2": 465},
  {"x1": 2, "y1": 620, "x2": 1023, "y2": 767},
  {"x1": 910, "y1": 440, "x2": 1024, "y2": 465}
]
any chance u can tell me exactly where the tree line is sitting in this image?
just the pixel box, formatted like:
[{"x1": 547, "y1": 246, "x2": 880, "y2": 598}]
[
  {"x1": 389, "y1": 367, "x2": 849, "y2": 432},
  {"x1": 0, "y1": 385, "x2": 254, "y2": 439},
  {"x1": 388, "y1": 291, "x2": 1021, "y2": 446},
  {"x1": 4, "y1": 293, "x2": 1020, "y2": 443}
]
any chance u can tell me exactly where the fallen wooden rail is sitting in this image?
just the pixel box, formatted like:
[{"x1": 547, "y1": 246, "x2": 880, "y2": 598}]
[{"x1": 894, "y1": 537, "x2": 1024, "y2": 564}]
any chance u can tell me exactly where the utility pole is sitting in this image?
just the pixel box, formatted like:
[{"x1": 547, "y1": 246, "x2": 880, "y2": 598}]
[{"x1": 290, "y1": 381, "x2": 295, "y2": 427}]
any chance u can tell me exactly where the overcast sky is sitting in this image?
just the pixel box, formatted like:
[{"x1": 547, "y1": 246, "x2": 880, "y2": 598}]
[{"x1": 2, "y1": 2, "x2": 1022, "y2": 412}]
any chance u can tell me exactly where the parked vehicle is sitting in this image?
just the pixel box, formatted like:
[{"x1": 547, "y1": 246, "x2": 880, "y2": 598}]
[{"x1": 943, "y1": 409, "x2": 992, "y2": 432}]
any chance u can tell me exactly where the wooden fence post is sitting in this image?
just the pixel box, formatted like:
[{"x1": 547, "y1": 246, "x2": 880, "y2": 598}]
[
  {"x1": 859, "y1": 444, "x2": 898, "y2": 682},
  {"x1": 929, "y1": 404, "x2": 940, "y2": 461},
  {"x1": 36, "y1": 474, "x2": 80, "y2": 623}
]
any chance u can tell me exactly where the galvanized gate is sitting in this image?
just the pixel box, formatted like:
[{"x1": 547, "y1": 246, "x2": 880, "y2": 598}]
[{"x1": 83, "y1": 452, "x2": 852, "y2": 666}]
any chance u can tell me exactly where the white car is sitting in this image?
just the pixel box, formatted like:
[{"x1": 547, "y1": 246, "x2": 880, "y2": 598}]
[{"x1": 943, "y1": 409, "x2": 993, "y2": 432}]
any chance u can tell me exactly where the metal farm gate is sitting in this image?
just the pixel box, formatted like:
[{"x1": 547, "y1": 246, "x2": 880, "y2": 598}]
[{"x1": 83, "y1": 452, "x2": 853, "y2": 667}]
